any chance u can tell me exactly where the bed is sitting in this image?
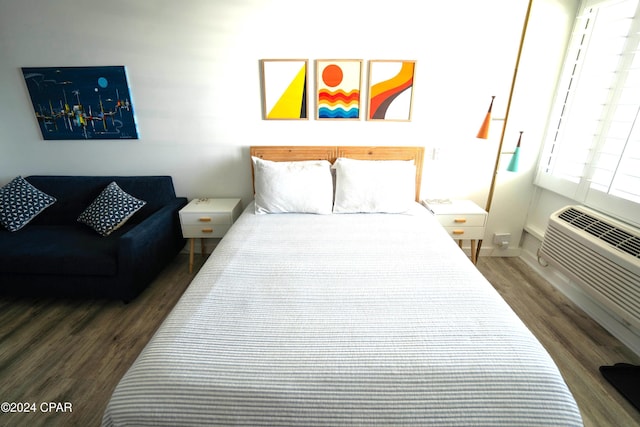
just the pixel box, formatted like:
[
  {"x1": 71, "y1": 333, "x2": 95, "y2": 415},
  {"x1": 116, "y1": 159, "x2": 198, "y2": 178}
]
[{"x1": 102, "y1": 146, "x2": 583, "y2": 426}]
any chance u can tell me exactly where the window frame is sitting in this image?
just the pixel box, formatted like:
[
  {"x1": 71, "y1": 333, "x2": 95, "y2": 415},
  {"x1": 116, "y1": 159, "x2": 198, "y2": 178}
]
[{"x1": 535, "y1": 0, "x2": 640, "y2": 227}]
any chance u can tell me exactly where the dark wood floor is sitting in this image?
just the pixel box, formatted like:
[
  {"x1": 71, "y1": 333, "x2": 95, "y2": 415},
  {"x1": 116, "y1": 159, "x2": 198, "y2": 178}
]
[
  {"x1": 0, "y1": 254, "x2": 202, "y2": 427},
  {"x1": 477, "y1": 257, "x2": 640, "y2": 427},
  {"x1": 0, "y1": 254, "x2": 638, "y2": 426}
]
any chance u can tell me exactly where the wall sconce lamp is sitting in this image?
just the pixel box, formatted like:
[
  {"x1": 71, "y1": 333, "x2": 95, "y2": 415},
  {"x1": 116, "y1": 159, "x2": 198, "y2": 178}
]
[
  {"x1": 475, "y1": 0, "x2": 532, "y2": 261},
  {"x1": 506, "y1": 131, "x2": 523, "y2": 172},
  {"x1": 477, "y1": 96, "x2": 495, "y2": 139}
]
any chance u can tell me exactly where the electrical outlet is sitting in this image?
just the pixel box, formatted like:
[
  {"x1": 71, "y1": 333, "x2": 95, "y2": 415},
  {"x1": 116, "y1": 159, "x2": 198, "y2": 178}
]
[{"x1": 493, "y1": 233, "x2": 511, "y2": 248}]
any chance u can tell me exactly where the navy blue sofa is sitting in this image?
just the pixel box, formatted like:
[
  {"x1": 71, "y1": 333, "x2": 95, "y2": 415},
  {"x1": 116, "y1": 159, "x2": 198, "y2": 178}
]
[{"x1": 0, "y1": 176, "x2": 188, "y2": 302}]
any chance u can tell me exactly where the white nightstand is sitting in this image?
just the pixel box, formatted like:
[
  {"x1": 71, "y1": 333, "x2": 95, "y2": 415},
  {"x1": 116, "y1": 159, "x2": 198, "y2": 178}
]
[
  {"x1": 422, "y1": 199, "x2": 487, "y2": 264},
  {"x1": 179, "y1": 198, "x2": 242, "y2": 273}
]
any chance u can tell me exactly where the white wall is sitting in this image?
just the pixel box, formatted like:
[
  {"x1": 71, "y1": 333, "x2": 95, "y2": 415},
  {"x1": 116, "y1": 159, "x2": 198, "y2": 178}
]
[{"x1": 0, "y1": 0, "x2": 577, "y2": 255}]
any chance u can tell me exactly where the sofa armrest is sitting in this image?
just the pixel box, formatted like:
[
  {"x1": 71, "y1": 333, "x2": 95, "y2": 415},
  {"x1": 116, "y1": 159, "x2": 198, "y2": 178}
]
[{"x1": 117, "y1": 198, "x2": 187, "y2": 299}]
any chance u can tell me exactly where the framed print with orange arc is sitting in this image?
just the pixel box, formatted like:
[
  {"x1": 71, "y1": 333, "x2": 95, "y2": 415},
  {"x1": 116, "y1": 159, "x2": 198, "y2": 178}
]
[
  {"x1": 316, "y1": 59, "x2": 362, "y2": 120},
  {"x1": 260, "y1": 59, "x2": 308, "y2": 120},
  {"x1": 367, "y1": 60, "x2": 416, "y2": 121}
]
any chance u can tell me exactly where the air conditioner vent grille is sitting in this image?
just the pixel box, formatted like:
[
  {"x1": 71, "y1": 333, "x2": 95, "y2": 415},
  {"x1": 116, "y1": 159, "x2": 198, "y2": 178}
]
[{"x1": 558, "y1": 207, "x2": 640, "y2": 258}]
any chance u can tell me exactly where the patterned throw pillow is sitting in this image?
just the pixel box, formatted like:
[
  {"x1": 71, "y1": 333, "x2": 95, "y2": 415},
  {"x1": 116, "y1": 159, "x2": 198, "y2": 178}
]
[
  {"x1": 0, "y1": 176, "x2": 57, "y2": 232},
  {"x1": 78, "y1": 182, "x2": 146, "y2": 236}
]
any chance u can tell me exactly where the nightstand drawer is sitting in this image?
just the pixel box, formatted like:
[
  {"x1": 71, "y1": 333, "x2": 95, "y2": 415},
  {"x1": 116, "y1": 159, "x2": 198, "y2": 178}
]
[
  {"x1": 442, "y1": 226, "x2": 485, "y2": 240},
  {"x1": 435, "y1": 214, "x2": 486, "y2": 227},
  {"x1": 179, "y1": 212, "x2": 234, "y2": 226},
  {"x1": 181, "y1": 223, "x2": 231, "y2": 238}
]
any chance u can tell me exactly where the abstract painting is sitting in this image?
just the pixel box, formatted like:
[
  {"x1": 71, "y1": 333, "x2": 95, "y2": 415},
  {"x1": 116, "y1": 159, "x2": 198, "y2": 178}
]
[
  {"x1": 21, "y1": 66, "x2": 138, "y2": 140},
  {"x1": 260, "y1": 59, "x2": 308, "y2": 120},
  {"x1": 316, "y1": 60, "x2": 362, "y2": 120},
  {"x1": 367, "y1": 60, "x2": 416, "y2": 121}
]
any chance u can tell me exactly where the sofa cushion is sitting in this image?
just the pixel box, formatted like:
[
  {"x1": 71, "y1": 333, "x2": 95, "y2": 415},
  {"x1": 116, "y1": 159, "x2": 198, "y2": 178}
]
[
  {"x1": 0, "y1": 225, "x2": 124, "y2": 276},
  {"x1": 0, "y1": 176, "x2": 57, "y2": 232},
  {"x1": 78, "y1": 182, "x2": 146, "y2": 236}
]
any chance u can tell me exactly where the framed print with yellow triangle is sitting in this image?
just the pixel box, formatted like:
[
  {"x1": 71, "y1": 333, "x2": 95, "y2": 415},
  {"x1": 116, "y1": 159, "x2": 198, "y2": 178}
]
[{"x1": 260, "y1": 59, "x2": 308, "y2": 120}]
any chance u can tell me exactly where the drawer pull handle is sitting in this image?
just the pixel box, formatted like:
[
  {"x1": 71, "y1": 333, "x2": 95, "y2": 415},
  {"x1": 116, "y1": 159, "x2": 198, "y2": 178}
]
[
  {"x1": 452, "y1": 230, "x2": 465, "y2": 235},
  {"x1": 199, "y1": 217, "x2": 212, "y2": 222},
  {"x1": 201, "y1": 228, "x2": 214, "y2": 233},
  {"x1": 454, "y1": 218, "x2": 467, "y2": 223}
]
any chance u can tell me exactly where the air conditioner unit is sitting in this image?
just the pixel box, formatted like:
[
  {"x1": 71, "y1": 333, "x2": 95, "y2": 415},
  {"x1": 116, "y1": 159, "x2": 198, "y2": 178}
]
[{"x1": 539, "y1": 205, "x2": 640, "y2": 331}]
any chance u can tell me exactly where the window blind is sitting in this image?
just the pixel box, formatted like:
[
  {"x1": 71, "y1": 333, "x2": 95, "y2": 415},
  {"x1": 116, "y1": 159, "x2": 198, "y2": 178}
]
[{"x1": 536, "y1": 0, "x2": 640, "y2": 226}]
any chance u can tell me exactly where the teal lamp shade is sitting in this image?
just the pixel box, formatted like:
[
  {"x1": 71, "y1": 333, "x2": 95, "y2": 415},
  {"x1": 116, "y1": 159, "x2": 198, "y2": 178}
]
[{"x1": 506, "y1": 131, "x2": 523, "y2": 172}]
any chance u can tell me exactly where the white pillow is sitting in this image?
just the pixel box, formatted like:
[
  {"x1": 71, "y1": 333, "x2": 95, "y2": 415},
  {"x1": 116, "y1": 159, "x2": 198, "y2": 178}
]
[
  {"x1": 332, "y1": 157, "x2": 416, "y2": 213},
  {"x1": 252, "y1": 157, "x2": 334, "y2": 214}
]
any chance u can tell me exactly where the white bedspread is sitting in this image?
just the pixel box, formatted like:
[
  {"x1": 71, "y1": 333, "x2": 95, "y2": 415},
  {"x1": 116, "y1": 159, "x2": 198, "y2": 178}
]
[{"x1": 103, "y1": 203, "x2": 583, "y2": 426}]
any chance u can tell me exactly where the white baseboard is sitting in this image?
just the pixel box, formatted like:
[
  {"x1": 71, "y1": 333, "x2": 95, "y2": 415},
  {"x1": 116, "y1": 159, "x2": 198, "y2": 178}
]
[
  {"x1": 480, "y1": 246, "x2": 521, "y2": 257},
  {"x1": 520, "y1": 241, "x2": 640, "y2": 357},
  {"x1": 457, "y1": 242, "x2": 521, "y2": 258}
]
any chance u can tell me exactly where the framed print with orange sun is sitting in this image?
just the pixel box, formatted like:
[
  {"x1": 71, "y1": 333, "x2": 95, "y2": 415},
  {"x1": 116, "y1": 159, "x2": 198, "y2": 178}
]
[{"x1": 316, "y1": 60, "x2": 363, "y2": 120}]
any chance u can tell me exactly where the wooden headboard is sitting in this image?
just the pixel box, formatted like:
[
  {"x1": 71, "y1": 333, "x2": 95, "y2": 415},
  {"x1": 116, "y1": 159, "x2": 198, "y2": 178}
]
[{"x1": 249, "y1": 146, "x2": 425, "y2": 201}]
